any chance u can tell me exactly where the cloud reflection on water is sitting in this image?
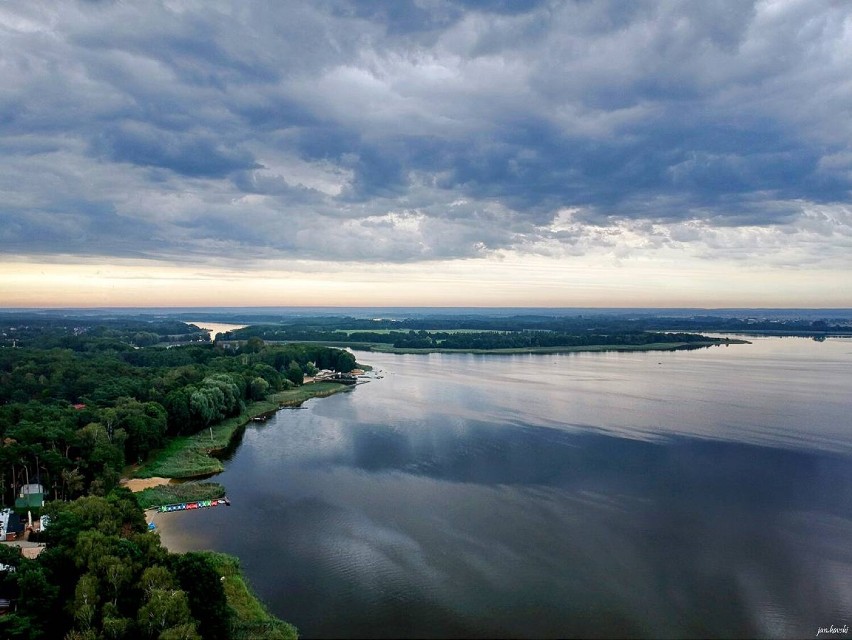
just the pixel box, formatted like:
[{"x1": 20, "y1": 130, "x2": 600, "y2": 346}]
[{"x1": 169, "y1": 339, "x2": 852, "y2": 638}]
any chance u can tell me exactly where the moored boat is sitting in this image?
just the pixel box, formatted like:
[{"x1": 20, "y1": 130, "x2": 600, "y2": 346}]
[{"x1": 157, "y1": 497, "x2": 230, "y2": 513}]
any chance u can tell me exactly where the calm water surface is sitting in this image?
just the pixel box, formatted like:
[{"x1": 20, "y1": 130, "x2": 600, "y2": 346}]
[
  {"x1": 165, "y1": 337, "x2": 852, "y2": 638},
  {"x1": 183, "y1": 321, "x2": 247, "y2": 341}
]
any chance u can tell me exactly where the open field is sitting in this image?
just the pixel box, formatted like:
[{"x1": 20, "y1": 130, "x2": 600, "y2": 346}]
[{"x1": 134, "y1": 382, "x2": 347, "y2": 479}]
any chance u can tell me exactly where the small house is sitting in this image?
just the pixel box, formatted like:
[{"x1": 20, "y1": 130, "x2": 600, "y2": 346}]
[
  {"x1": 0, "y1": 510, "x2": 24, "y2": 542},
  {"x1": 15, "y1": 484, "x2": 44, "y2": 509}
]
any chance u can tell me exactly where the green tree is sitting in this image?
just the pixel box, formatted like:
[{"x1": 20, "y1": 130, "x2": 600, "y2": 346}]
[
  {"x1": 14, "y1": 561, "x2": 60, "y2": 638},
  {"x1": 140, "y1": 565, "x2": 177, "y2": 597},
  {"x1": 115, "y1": 398, "x2": 167, "y2": 462},
  {"x1": 252, "y1": 363, "x2": 282, "y2": 388},
  {"x1": 61, "y1": 466, "x2": 86, "y2": 501},
  {"x1": 242, "y1": 336, "x2": 265, "y2": 353},
  {"x1": 286, "y1": 361, "x2": 304, "y2": 386},
  {"x1": 189, "y1": 388, "x2": 217, "y2": 427},
  {"x1": 137, "y1": 588, "x2": 196, "y2": 639},
  {"x1": 159, "y1": 622, "x2": 202, "y2": 640},
  {"x1": 72, "y1": 573, "x2": 99, "y2": 631},
  {"x1": 249, "y1": 376, "x2": 270, "y2": 400},
  {"x1": 164, "y1": 387, "x2": 193, "y2": 434},
  {"x1": 101, "y1": 602, "x2": 131, "y2": 640},
  {"x1": 76, "y1": 422, "x2": 125, "y2": 493},
  {"x1": 202, "y1": 374, "x2": 242, "y2": 416},
  {"x1": 171, "y1": 552, "x2": 231, "y2": 640}
]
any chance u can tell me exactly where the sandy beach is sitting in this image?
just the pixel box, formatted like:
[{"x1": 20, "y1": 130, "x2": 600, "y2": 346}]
[
  {"x1": 123, "y1": 476, "x2": 182, "y2": 550},
  {"x1": 147, "y1": 508, "x2": 194, "y2": 552},
  {"x1": 121, "y1": 476, "x2": 173, "y2": 492},
  {"x1": 123, "y1": 475, "x2": 225, "y2": 552}
]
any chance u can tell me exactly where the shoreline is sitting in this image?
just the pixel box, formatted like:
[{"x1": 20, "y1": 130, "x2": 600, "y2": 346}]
[
  {"x1": 148, "y1": 508, "x2": 191, "y2": 552},
  {"x1": 133, "y1": 381, "x2": 349, "y2": 480},
  {"x1": 126, "y1": 383, "x2": 353, "y2": 547},
  {"x1": 133, "y1": 381, "x2": 354, "y2": 548},
  {"x1": 138, "y1": 382, "x2": 352, "y2": 639},
  {"x1": 367, "y1": 338, "x2": 750, "y2": 355},
  {"x1": 146, "y1": 511, "x2": 297, "y2": 638}
]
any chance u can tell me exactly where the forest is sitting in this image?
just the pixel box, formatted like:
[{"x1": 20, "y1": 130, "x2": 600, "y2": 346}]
[
  {"x1": 1, "y1": 489, "x2": 249, "y2": 639},
  {"x1": 0, "y1": 315, "x2": 356, "y2": 638}
]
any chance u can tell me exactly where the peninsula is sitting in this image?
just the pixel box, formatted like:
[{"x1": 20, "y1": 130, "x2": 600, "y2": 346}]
[
  {"x1": 220, "y1": 316, "x2": 751, "y2": 355},
  {"x1": 0, "y1": 312, "x2": 360, "y2": 639}
]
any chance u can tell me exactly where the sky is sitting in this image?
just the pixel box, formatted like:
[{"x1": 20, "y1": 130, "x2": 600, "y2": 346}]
[{"x1": 1, "y1": 0, "x2": 851, "y2": 308}]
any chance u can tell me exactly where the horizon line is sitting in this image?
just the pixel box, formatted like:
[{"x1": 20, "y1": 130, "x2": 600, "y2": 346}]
[{"x1": 2, "y1": 305, "x2": 851, "y2": 312}]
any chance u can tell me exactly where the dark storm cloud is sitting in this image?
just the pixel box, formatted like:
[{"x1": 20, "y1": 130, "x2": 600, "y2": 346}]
[
  {"x1": 94, "y1": 123, "x2": 260, "y2": 178},
  {"x1": 0, "y1": 0, "x2": 850, "y2": 264},
  {"x1": 0, "y1": 200, "x2": 162, "y2": 258}
]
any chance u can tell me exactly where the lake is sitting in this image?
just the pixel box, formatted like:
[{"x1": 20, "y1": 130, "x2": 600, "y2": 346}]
[
  {"x1": 161, "y1": 337, "x2": 852, "y2": 638},
  {"x1": 183, "y1": 321, "x2": 247, "y2": 341}
]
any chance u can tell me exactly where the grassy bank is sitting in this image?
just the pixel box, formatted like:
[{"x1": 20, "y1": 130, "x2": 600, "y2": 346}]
[
  {"x1": 135, "y1": 481, "x2": 226, "y2": 509},
  {"x1": 135, "y1": 382, "x2": 347, "y2": 479},
  {"x1": 201, "y1": 551, "x2": 298, "y2": 640},
  {"x1": 272, "y1": 381, "x2": 349, "y2": 406}
]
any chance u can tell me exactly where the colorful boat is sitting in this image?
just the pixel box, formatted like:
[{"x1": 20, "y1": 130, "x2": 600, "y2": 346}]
[{"x1": 157, "y1": 498, "x2": 230, "y2": 513}]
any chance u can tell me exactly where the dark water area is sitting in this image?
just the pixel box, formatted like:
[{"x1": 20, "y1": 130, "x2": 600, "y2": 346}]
[{"x1": 164, "y1": 337, "x2": 852, "y2": 638}]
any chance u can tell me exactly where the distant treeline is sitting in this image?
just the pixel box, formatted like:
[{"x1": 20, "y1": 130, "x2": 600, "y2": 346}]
[
  {"x1": 644, "y1": 316, "x2": 852, "y2": 334},
  {"x1": 226, "y1": 325, "x2": 729, "y2": 350},
  {"x1": 222, "y1": 310, "x2": 852, "y2": 351},
  {"x1": 0, "y1": 314, "x2": 209, "y2": 348},
  {"x1": 220, "y1": 313, "x2": 851, "y2": 340},
  {"x1": 389, "y1": 330, "x2": 716, "y2": 350}
]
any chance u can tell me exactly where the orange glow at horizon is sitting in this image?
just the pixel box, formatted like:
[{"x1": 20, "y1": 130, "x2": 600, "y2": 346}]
[{"x1": 2, "y1": 257, "x2": 851, "y2": 309}]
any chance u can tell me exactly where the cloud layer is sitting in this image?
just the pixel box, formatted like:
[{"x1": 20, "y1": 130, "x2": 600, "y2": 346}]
[{"x1": 1, "y1": 0, "x2": 851, "y2": 270}]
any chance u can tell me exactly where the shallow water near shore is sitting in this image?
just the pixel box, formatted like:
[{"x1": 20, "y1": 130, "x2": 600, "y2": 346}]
[{"x1": 161, "y1": 337, "x2": 852, "y2": 638}]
